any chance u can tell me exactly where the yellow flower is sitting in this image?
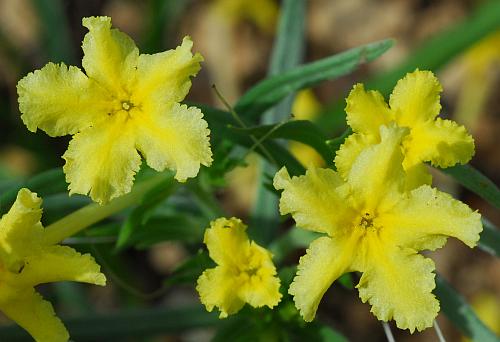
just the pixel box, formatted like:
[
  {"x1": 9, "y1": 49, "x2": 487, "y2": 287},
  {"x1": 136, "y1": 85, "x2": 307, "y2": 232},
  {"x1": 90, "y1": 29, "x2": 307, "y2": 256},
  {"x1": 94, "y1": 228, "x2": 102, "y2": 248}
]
[
  {"x1": 196, "y1": 217, "x2": 282, "y2": 318},
  {"x1": 290, "y1": 89, "x2": 325, "y2": 168},
  {"x1": 335, "y1": 70, "x2": 474, "y2": 189},
  {"x1": 211, "y1": 0, "x2": 279, "y2": 34},
  {"x1": 463, "y1": 292, "x2": 500, "y2": 342},
  {"x1": 0, "y1": 188, "x2": 106, "y2": 342},
  {"x1": 274, "y1": 125, "x2": 482, "y2": 332},
  {"x1": 17, "y1": 16, "x2": 212, "y2": 204},
  {"x1": 455, "y1": 30, "x2": 500, "y2": 130}
]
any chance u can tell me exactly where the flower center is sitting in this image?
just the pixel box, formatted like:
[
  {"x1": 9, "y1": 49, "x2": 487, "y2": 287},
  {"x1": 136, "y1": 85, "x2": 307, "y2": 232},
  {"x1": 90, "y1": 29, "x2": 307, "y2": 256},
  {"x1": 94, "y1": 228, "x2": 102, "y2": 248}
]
[
  {"x1": 360, "y1": 215, "x2": 373, "y2": 228},
  {"x1": 357, "y1": 212, "x2": 378, "y2": 230},
  {"x1": 244, "y1": 266, "x2": 259, "y2": 277},
  {"x1": 121, "y1": 100, "x2": 134, "y2": 111},
  {"x1": 236, "y1": 260, "x2": 261, "y2": 280}
]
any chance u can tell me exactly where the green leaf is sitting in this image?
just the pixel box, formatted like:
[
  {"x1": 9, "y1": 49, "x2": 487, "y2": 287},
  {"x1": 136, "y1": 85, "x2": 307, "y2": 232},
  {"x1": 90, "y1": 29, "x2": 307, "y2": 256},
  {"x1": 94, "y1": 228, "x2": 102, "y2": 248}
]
[
  {"x1": 198, "y1": 104, "x2": 305, "y2": 176},
  {"x1": 435, "y1": 275, "x2": 498, "y2": 342},
  {"x1": 326, "y1": 128, "x2": 353, "y2": 157},
  {"x1": 41, "y1": 193, "x2": 91, "y2": 225},
  {"x1": 212, "y1": 311, "x2": 263, "y2": 342},
  {"x1": 141, "y1": 0, "x2": 189, "y2": 53},
  {"x1": 269, "y1": 227, "x2": 321, "y2": 264},
  {"x1": 31, "y1": 0, "x2": 75, "y2": 63},
  {"x1": 164, "y1": 251, "x2": 215, "y2": 287},
  {"x1": 365, "y1": 0, "x2": 500, "y2": 96},
  {"x1": 317, "y1": 0, "x2": 500, "y2": 132},
  {"x1": 318, "y1": 326, "x2": 349, "y2": 342},
  {"x1": 123, "y1": 215, "x2": 206, "y2": 249},
  {"x1": 235, "y1": 39, "x2": 394, "y2": 121},
  {"x1": 231, "y1": 120, "x2": 335, "y2": 166},
  {"x1": 479, "y1": 218, "x2": 500, "y2": 257},
  {"x1": 439, "y1": 164, "x2": 500, "y2": 209},
  {"x1": 0, "y1": 306, "x2": 219, "y2": 341},
  {"x1": 251, "y1": 0, "x2": 306, "y2": 246},
  {"x1": 337, "y1": 273, "x2": 354, "y2": 290},
  {"x1": 186, "y1": 175, "x2": 225, "y2": 220},
  {"x1": 115, "y1": 176, "x2": 177, "y2": 251},
  {"x1": 0, "y1": 168, "x2": 66, "y2": 215}
]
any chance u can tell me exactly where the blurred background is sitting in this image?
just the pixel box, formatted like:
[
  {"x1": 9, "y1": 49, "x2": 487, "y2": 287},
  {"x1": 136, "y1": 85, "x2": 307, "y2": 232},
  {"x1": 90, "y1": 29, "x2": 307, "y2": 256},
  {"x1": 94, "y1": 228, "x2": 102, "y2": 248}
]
[{"x1": 0, "y1": 0, "x2": 499, "y2": 341}]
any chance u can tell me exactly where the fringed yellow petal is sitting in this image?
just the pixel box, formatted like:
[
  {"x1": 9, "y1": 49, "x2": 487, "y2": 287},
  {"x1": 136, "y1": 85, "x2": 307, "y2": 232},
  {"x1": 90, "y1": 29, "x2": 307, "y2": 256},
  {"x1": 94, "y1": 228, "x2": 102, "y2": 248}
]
[
  {"x1": 134, "y1": 103, "x2": 212, "y2": 183},
  {"x1": 334, "y1": 133, "x2": 377, "y2": 180},
  {"x1": 380, "y1": 185, "x2": 482, "y2": 251},
  {"x1": 0, "y1": 189, "x2": 43, "y2": 266},
  {"x1": 63, "y1": 114, "x2": 141, "y2": 204},
  {"x1": 389, "y1": 70, "x2": 442, "y2": 127},
  {"x1": 82, "y1": 16, "x2": 139, "y2": 96},
  {"x1": 196, "y1": 266, "x2": 245, "y2": 318},
  {"x1": 403, "y1": 118, "x2": 475, "y2": 169},
  {"x1": 203, "y1": 217, "x2": 248, "y2": 266},
  {"x1": 20, "y1": 245, "x2": 106, "y2": 287},
  {"x1": 273, "y1": 167, "x2": 355, "y2": 237},
  {"x1": 0, "y1": 189, "x2": 106, "y2": 342},
  {"x1": 17, "y1": 63, "x2": 112, "y2": 137},
  {"x1": 289, "y1": 236, "x2": 359, "y2": 322},
  {"x1": 347, "y1": 125, "x2": 407, "y2": 213},
  {"x1": 346, "y1": 84, "x2": 392, "y2": 135},
  {"x1": 0, "y1": 288, "x2": 69, "y2": 342},
  {"x1": 132, "y1": 37, "x2": 203, "y2": 105},
  {"x1": 237, "y1": 242, "x2": 281, "y2": 309},
  {"x1": 357, "y1": 245, "x2": 439, "y2": 333}
]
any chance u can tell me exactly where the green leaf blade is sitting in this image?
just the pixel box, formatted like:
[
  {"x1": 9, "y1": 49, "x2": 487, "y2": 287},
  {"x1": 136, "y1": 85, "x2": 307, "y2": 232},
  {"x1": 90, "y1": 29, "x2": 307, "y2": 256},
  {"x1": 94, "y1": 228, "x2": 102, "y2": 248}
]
[
  {"x1": 235, "y1": 39, "x2": 394, "y2": 121},
  {"x1": 478, "y1": 219, "x2": 500, "y2": 257},
  {"x1": 436, "y1": 275, "x2": 499, "y2": 342},
  {"x1": 230, "y1": 120, "x2": 335, "y2": 166},
  {"x1": 438, "y1": 164, "x2": 500, "y2": 209}
]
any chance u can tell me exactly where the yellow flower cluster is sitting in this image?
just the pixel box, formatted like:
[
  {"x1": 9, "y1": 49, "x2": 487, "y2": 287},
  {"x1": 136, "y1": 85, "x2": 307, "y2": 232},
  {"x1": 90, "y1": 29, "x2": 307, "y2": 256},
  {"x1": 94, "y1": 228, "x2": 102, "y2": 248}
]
[
  {"x1": 11, "y1": 12, "x2": 483, "y2": 340},
  {"x1": 274, "y1": 70, "x2": 481, "y2": 332}
]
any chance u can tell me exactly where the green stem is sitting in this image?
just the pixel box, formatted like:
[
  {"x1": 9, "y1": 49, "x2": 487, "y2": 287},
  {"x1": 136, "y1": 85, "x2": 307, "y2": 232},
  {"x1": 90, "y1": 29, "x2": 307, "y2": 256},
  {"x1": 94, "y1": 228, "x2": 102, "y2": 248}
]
[
  {"x1": 186, "y1": 179, "x2": 224, "y2": 220},
  {"x1": 212, "y1": 84, "x2": 278, "y2": 165},
  {"x1": 43, "y1": 174, "x2": 171, "y2": 245}
]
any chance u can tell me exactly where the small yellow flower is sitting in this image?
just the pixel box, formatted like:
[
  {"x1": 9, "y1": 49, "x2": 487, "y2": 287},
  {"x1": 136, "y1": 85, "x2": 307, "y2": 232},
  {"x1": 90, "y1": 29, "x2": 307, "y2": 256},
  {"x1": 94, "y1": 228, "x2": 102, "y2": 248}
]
[
  {"x1": 0, "y1": 188, "x2": 106, "y2": 342},
  {"x1": 290, "y1": 89, "x2": 325, "y2": 168},
  {"x1": 196, "y1": 217, "x2": 282, "y2": 318},
  {"x1": 274, "y1": 125, "x2": 482, "y2": 332},
  {"x1": 455, "y1": 30, "x2": 500, "y2": 129},
  {"x1": 211, "y1": 0, "x2": 279, "y2": 34},
  {"x1": 17, "y1": 16, "x2": 212, "y2": 204},
  {"x1": 335, "y1": 70, "x2": 474, "y2": 189}
]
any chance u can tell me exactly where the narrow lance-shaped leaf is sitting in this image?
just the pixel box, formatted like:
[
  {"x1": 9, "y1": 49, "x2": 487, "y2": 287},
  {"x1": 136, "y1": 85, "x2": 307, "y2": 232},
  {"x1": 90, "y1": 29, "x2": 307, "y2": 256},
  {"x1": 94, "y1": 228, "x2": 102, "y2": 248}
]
[
  {"x1": 251, "y1": 0, "x2": 306, "y2": 246},
  {"x1": 0, "y1": 306, "x2": 219, "y2": 341},
  {"x1": 439, "y1": 164, "x2": 500, "y2": 209},
  {"x1": 115, "y1": 175, "x2": 177, "y2": 251},
  {"x1": 317, "y1": 0, "x2": 500, "y2": 132},
  {"x1": 196, "y1": 104, "x2": 305, "y2": 176},
  {"x1": 365, "y1": 0, "x2": 500, "y2": 96},
  {"x1": 478, "y1": 218, "x2": 500, "y2": 257},
  {"x1": 0, "y1": 168, "x2": 66, "y2": 215},
  {"x1": 235, "y1": 39, "x2": 394, "y2": 121},
  {"x1": 231, "y1": 120, "x2": 335, "y2": 167},
  {"x1": 435, "y1": 275, "x2": 499, "y2": 342}
]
